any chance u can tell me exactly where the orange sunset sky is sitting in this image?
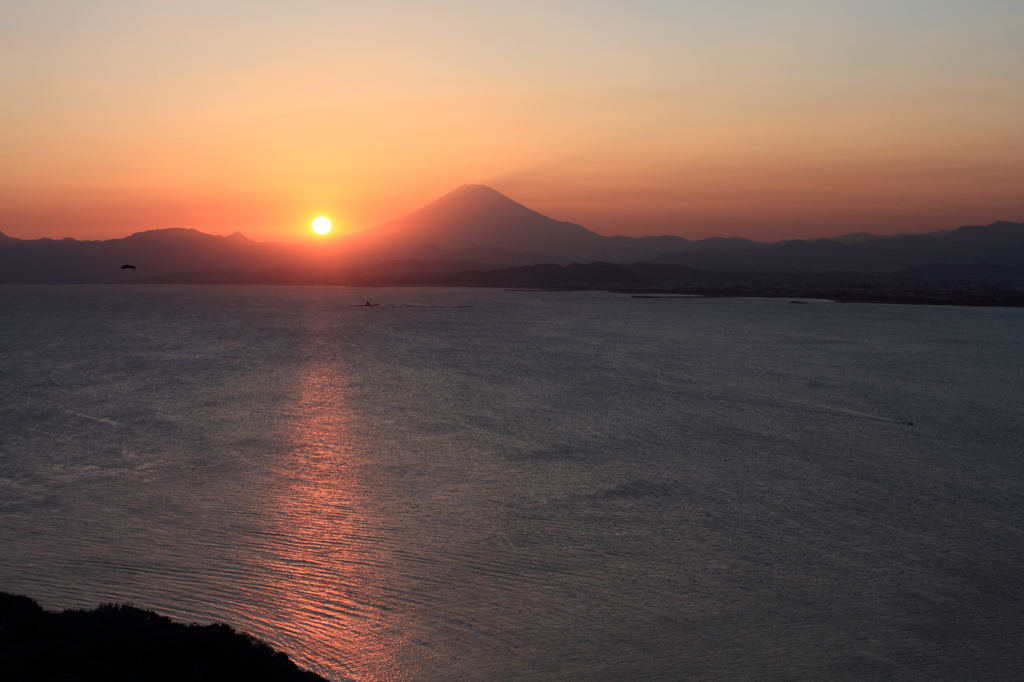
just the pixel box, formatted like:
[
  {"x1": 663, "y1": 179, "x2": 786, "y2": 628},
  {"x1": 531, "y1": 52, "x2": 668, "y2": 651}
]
[{"x1": 2, "y1": 1, "x2": 1022, "y2": 243}]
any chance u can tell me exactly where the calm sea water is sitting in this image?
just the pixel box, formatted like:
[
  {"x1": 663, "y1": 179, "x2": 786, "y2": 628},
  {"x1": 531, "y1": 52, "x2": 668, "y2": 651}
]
[{"x1": 1, "y1": 286, "x2": 1022, "y2": 681}]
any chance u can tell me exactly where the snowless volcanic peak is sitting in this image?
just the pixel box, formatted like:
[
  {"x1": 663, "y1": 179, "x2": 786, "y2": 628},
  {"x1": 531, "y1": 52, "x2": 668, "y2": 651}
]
[{"x1": 346, "y1": 185, "x2": 603, "y2": 254}]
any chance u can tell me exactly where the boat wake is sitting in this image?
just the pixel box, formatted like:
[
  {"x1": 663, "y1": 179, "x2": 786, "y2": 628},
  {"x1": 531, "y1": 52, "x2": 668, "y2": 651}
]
[
  {"x1": 790, "y1": 400, "x2": 914, "y2": 426},
  {"x1": 67, "y1": 410, "x2": 123, "y2": 428}
]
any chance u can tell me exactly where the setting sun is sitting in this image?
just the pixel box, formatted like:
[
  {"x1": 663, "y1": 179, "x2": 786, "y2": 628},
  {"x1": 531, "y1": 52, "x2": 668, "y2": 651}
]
[{"x1": 311, "y1": 217, "x2": 332, "y2": 235}]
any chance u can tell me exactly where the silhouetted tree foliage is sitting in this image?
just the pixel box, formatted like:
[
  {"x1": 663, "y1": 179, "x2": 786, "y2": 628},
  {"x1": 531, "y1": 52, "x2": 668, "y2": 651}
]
[{"x1": 0, "y1": 592, "x2": 328, "y2": 682}]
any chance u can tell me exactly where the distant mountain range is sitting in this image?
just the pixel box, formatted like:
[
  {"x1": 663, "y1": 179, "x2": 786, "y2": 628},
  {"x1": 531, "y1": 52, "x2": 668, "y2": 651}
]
[{"x1": 1, "y1": 184, "x2": 1022, "y2": 284}]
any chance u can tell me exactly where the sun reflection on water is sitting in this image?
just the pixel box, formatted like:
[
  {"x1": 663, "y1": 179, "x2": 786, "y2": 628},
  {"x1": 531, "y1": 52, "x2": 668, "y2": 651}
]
[{"x1": 254, "y1": 358, "x2": 408, "y2": 682}]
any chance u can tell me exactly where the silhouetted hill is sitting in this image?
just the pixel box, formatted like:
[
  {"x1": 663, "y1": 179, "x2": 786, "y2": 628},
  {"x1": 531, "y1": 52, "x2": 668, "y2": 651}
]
[
  {"x1": 384, "y1": 243, "x2": 573, "y2": 266},
  {"x1": 0, "y1": 228, "x2": 311, "y2": 284},
  {"x1": 129, "y1": 259, "x2": 506, "y2": 285},
  {"x1": 624, "y1": 262, "x2": 776, "y2": 284},
  {"x1": 341, "y1": 184, "x2": 607, "y2": 257},
  {"x1": 434, "y1": 262, "x2": 646, "y2": 287},
  {"x1": 888, "y1": 261, "x2": 1024, "y2": 283},
  {"x1": 344, "y1": 188, "x2": 1021, "y2": 265},
  {"x1": 338, "y1": 185, "x2": 767, "y2": 262},
  {"x1": 0, "y1": 592, "x2": 327, "y2": 682},
  {"x1": 127, "y1": 261, "x2": 642, "y2": 287},
  {"x1": 1, "y1": 184, "x2": 1021, "y2": 282},
  {"x1": 648, "y1": 221, "x2": 1024, "y2": 272}
]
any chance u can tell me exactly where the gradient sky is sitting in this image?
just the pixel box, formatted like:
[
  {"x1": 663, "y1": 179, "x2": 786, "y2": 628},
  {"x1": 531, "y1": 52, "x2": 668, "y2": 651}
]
[{"x1": 2, "y1": 1, "x2": 1022, "y2": 242}]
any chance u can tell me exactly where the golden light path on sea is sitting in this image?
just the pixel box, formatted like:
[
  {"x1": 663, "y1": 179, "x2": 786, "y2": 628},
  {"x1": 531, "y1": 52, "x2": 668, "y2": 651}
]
[{"x1": 252, "y1": 349, "x2": 409, "y2": 682}]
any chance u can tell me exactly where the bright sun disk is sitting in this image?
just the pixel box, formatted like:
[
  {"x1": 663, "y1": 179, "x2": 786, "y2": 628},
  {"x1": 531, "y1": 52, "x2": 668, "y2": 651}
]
[{"x1": 312, "y1": 217, "x2": 332, "y2": 235}]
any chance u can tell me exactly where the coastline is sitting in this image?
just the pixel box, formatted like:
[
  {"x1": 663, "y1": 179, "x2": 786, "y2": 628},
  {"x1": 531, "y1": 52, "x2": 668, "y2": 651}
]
[{"x1": 0, "y1": 592, "x2": 328, "y2": 682}]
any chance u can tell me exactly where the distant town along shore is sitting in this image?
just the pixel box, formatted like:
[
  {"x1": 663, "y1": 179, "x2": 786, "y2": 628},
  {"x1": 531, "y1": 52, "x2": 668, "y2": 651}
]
[{"x1": 0, "y1": 592, "x2": 327, "y2": 682}]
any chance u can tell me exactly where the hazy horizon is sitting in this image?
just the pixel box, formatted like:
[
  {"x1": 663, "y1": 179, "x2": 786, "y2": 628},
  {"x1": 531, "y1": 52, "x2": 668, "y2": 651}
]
[
  {"x1": 2, "y1": 2, "x2": 1022, "y2": 243},
  {"x1": 0, "y1": 183, "x2": 1015, "y2": 246}
]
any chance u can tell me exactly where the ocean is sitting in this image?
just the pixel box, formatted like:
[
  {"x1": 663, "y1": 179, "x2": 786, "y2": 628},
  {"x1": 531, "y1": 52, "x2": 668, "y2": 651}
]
[{"x1": 1, "y1": 285, "x2": 1022, "y2": 681}]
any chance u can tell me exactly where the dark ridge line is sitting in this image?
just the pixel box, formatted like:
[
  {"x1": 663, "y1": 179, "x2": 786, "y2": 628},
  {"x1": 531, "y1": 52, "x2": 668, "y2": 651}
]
[{"x1": 0, "y1": 592, "x2": 329, "y2": 682}]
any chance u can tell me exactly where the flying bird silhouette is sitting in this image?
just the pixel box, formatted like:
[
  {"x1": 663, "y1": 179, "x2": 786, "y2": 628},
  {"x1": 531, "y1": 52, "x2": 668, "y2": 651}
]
[{"x1": 121, "y1": 264, "x2": 136, "y2": 270}]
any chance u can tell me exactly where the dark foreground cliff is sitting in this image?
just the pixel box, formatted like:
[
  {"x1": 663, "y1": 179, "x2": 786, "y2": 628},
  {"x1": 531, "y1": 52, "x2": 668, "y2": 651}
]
[{"x1": 0, "y1": 592, "x2": 328, "y2": 682}]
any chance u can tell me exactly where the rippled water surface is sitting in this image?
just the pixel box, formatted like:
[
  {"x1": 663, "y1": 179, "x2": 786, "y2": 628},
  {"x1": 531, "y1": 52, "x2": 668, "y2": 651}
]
[{"x1": 2, "y1": 286, "x2": 1023, "y2": 681}]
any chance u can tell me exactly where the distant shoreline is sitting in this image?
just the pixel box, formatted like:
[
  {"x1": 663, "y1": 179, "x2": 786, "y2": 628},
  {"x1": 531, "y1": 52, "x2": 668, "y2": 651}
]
[
  {"x1": 5, "y1": 280, "x2": 1023, "y2": 307},
  {"x1": 607, "y1": 287, "x2": 1024, "y2": 307}
]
